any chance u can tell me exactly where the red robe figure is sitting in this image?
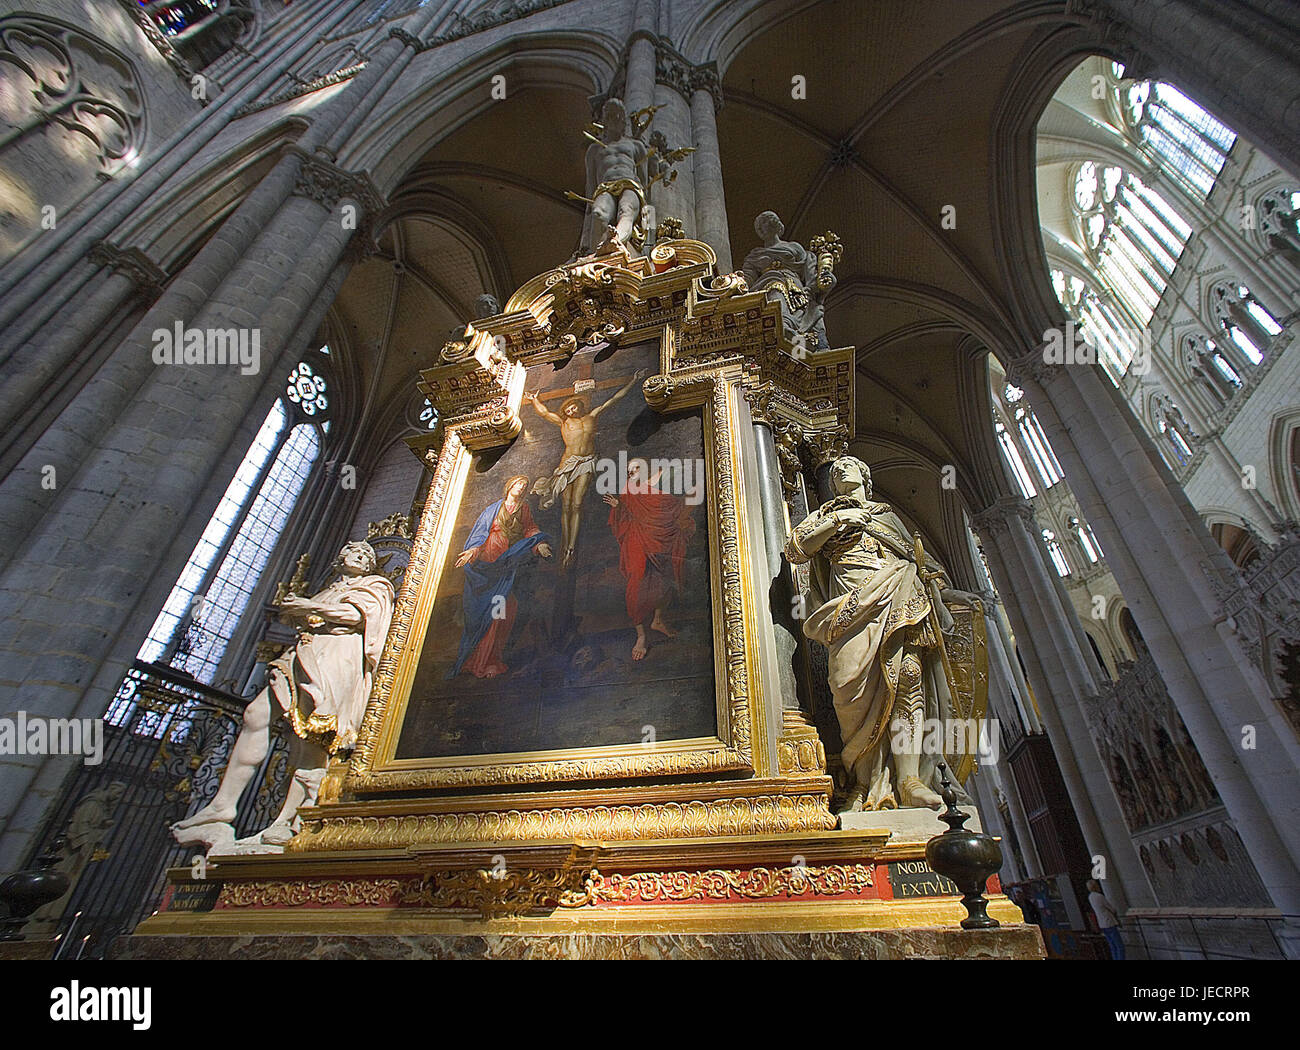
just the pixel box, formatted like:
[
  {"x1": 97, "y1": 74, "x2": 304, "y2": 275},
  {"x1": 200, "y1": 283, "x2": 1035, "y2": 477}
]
[
  {"x1": 452, "y1": 475, "x2": 553, "y2": 678},
  {"x1": 603, "y1": 460, "x2": 697, "y2": 660}
]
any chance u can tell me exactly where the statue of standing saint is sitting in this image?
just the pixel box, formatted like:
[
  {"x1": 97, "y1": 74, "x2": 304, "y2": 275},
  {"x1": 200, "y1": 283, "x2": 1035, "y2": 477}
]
[
  {"x1": 785, "y1": 456, "x2": 972, "y2": 812},
  {"x1": 171, "y1": 541, "x2": 395, "y2": 852},
  {"x1": 742, "y1": 211, "x2": 840, "y2": 350}
]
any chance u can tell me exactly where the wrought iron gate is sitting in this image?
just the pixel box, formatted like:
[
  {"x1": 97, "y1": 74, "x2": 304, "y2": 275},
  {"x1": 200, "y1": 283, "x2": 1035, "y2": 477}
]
[{"x1": 14, "y1": 661, "x2": 293, "y2": 958}]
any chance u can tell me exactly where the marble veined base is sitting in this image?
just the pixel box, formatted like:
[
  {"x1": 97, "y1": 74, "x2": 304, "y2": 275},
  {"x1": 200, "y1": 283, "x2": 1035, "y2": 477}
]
[
  {"x1": 113, "y1": 927, "x2": 1044, "y2": 960},
  {"x1": 838, "y1": 806, "x2": 982, "y2": 840}
]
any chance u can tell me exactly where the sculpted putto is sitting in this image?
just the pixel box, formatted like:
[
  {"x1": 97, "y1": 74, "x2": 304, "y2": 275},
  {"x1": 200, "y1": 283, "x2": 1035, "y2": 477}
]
[
  {"x1": 172, "y1": 541, "x2": 395, "y2": 852},
  {"x1": 785, "y1": 456, "x2": 971, "y2": 811}
]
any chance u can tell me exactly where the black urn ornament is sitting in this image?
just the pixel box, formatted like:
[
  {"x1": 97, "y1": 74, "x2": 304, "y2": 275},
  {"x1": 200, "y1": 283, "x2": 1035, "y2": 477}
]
[
  {"x1": 0, "y1": 838, "x2": 70, "y2": 941},
  {"x1": 924, "y1": 763, "x2": 1003, "y2": 930}
]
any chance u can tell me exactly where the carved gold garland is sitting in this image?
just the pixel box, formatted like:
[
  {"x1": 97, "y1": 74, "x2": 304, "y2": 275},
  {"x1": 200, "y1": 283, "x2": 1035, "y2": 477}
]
[
  {"x1": 579, "y1": 863, "x2": 874, "y2": 904},
  {"x1": 219, "y1": 878, "x2": 407, "y2": 909},
  {"x1": 212, "y1": 861, "x2": 874, "y2": 916},
  {"x1": 289, "y1": 794, "x2": 838, "y2": 852}
]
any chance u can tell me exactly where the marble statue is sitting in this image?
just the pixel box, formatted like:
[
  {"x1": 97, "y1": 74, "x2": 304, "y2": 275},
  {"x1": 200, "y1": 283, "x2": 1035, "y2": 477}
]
[
  {"x1": 172, "y1": 541, "x2": 395, "y2": 853},
  {"x1": 742, "y1": 211, "x2": 840, "y2": 350},
  {"x1": 784, "y1": 456, "x2": 973, "y2": 812},
  {"x1": 569, "y1": 98, "x2": 694, "y2": 255}
]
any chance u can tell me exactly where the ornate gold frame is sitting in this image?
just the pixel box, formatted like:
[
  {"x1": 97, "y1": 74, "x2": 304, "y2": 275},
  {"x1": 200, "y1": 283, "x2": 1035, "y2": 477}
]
[
  {"x1": 336, "y1": 238, "x2": 854, "y2": 819},
  {"x1": 347, "y1": 309, "x2": 766, "y2": 793}
]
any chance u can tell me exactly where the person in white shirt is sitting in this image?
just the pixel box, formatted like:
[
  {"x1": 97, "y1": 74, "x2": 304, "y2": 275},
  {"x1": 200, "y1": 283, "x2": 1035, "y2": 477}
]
[{"x1": 1087, "y1": 878, "x2": 1125, "y2": 960}]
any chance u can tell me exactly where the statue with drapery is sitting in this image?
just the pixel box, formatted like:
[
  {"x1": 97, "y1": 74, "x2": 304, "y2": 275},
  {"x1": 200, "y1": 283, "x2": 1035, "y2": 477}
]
[
  {"x1": 785, "y1": 456, "x2": 980, "y2": 812},
  {"x1": 172, "y1": 541, "x2": 395, "y2": 852},
  {"x1": 568, "y1": 97, "x2": 695, "y2": 256},
  {"x1": 742, "y1": 211, "x2": 842, "y2": 351}
]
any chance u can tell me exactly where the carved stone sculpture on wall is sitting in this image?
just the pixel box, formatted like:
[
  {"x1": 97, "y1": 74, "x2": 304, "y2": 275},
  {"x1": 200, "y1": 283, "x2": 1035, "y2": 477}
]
[
  {"x1": 24, "y1": 782, "x2": 126, "y2": 934},
  {"x1": 171, "y1": 541, "x2": 395, "y2": 853},
  {"x1": 0, "y1": 16, "x2": 145, "y2": 171}
]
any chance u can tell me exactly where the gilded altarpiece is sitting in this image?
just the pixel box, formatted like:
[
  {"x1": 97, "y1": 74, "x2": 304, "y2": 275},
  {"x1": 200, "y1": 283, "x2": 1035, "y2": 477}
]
[
  {"x1": 288, "y1": 240, "x2": 853, "y2": 850},
  {"x1": 133, "y1": 240, "x2": 1029, "y2": 946}
]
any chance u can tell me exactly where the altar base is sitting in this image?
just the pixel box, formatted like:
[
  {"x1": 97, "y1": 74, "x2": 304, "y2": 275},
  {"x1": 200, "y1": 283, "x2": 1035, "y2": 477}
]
[
  {"x1": 113, "y1": 926, "x2": 1043, "y2": 960},
  {"x1": 122, "y1": 828, "x2": 1041, "y2": 959}
]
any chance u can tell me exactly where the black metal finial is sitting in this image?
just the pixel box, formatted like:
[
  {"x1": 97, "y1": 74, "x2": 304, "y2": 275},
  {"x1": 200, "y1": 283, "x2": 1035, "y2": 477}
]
[
  {"x1": 925, "y1": 764, "x2": 1003, "y2": 930},
  {"x1": 936, "y1": 762, "x2": 969, "y2": 833},
  {"x1": 0, "y1": 835, "x2": 70, "y2": 941}
]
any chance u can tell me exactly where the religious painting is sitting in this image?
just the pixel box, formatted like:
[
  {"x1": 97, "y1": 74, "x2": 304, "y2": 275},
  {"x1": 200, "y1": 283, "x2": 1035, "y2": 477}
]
[{"x1": 390, "y1": 341, "x2": 722, "y2": 767}]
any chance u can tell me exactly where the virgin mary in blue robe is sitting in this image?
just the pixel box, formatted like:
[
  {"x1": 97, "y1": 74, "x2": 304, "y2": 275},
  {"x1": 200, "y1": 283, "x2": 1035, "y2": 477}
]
[{"x1": 448, "y1": 476, "x2": 552, "y2": 677}]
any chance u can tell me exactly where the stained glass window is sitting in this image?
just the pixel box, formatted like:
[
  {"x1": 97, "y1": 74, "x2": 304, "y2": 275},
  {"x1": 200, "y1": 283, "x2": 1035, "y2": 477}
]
[{"x1": 128, "y1": 357, "x2": 331, "y2": 694}]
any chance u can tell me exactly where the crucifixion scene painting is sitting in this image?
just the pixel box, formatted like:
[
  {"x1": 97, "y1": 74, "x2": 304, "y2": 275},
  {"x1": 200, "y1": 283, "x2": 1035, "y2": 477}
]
[{"x1": 395, "y1": 342, "x2": 715, "y2": 760}]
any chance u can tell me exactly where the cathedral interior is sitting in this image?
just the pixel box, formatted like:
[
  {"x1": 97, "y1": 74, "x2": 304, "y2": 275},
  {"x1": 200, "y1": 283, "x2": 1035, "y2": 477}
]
[{"x1": 1, "y1": 0, "x2": 1299, "y2": 966}]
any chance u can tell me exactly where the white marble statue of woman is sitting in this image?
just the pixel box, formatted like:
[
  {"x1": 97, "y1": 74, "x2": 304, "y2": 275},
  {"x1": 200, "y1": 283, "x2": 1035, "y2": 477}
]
[
  {"x1": 172, "y1": 541, "x2": 395, "y2": 852},
  {"x1": 785, "y1": 456, "x2": 970, "y2": 812},
  {"x1": 742, "y1": 211, "x2": 832, "y2": 349}
]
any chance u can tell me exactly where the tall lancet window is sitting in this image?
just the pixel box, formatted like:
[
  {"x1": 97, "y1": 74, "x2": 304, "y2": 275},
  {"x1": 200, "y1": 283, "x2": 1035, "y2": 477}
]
[
  {"x1": 1042, "y1": 529, "x2": 1071, "y2": 578},
  {"x1": 1210, "y1": 281, "x2": 1283, "y2": 366},
  {"x1": 131, "y1": 350, "x2": 333, "y2": 690},
  {"x1": 1067, "y1": 515, "x2": 1103, "y2": 563},
  {"x1": 993, "y1": 383, "x2": 1064, "y2": 498},
  {"x1": 1123, "y1": 77, "x2": 1235, "y2": 200},
  {"x1": 1044, "y1": 64, "x2": 1239, "y2": 385}
]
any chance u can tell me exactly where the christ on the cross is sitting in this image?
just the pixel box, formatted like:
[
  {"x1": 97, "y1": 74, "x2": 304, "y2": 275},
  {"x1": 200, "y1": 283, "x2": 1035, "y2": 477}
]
[{"x1": 525, "y1": 368, "x2": 647, "y2": 568}]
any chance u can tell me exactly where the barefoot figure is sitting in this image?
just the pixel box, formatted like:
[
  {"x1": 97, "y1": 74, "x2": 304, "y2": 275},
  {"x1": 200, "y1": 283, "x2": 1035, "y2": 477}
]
[
  {"x1": 526, "y1": 369, "x2": 646, "y2": 568},
  {"x1": 450, "y1": 475, "x2": 553, "y2": 678},
  {"x1": 603, "y1": 458, "x2": 696, "y2": 660},
  {"x1": 172, "y1": 541, "x2": 394, "y2": 851}
]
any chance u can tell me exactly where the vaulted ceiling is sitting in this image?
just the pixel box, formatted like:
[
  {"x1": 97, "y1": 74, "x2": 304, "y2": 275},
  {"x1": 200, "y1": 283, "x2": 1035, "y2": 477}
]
[{"x1": 321, "y1": 0, "x2": 1084, "y2": 580}]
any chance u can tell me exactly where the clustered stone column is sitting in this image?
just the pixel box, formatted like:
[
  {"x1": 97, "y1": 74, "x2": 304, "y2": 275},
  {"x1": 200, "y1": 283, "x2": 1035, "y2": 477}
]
[
  {"x1": 1006, "y1": 343, "x2": 1300, "y2": 950},
  {"x1": 0, "y1": 2, "x2": 453, "y2": 872},
  {"x1": 971, "y1": 497, "x2": 1155, "y2": 913},
  {"x1": 687, "y1": 65, "x2": 731, "y2": 273},
  {"x1": 978, "y1": 589, "x2": 1047, "y2": 878},
  {"x1": 611, "y1": 16, "x2": 731, "y2": 268}
]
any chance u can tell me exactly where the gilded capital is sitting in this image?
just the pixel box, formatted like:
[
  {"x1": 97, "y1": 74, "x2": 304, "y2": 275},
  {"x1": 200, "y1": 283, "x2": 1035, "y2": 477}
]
[{"x1": 804, "y1": 425, "x2": 850, "y2": 468}]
